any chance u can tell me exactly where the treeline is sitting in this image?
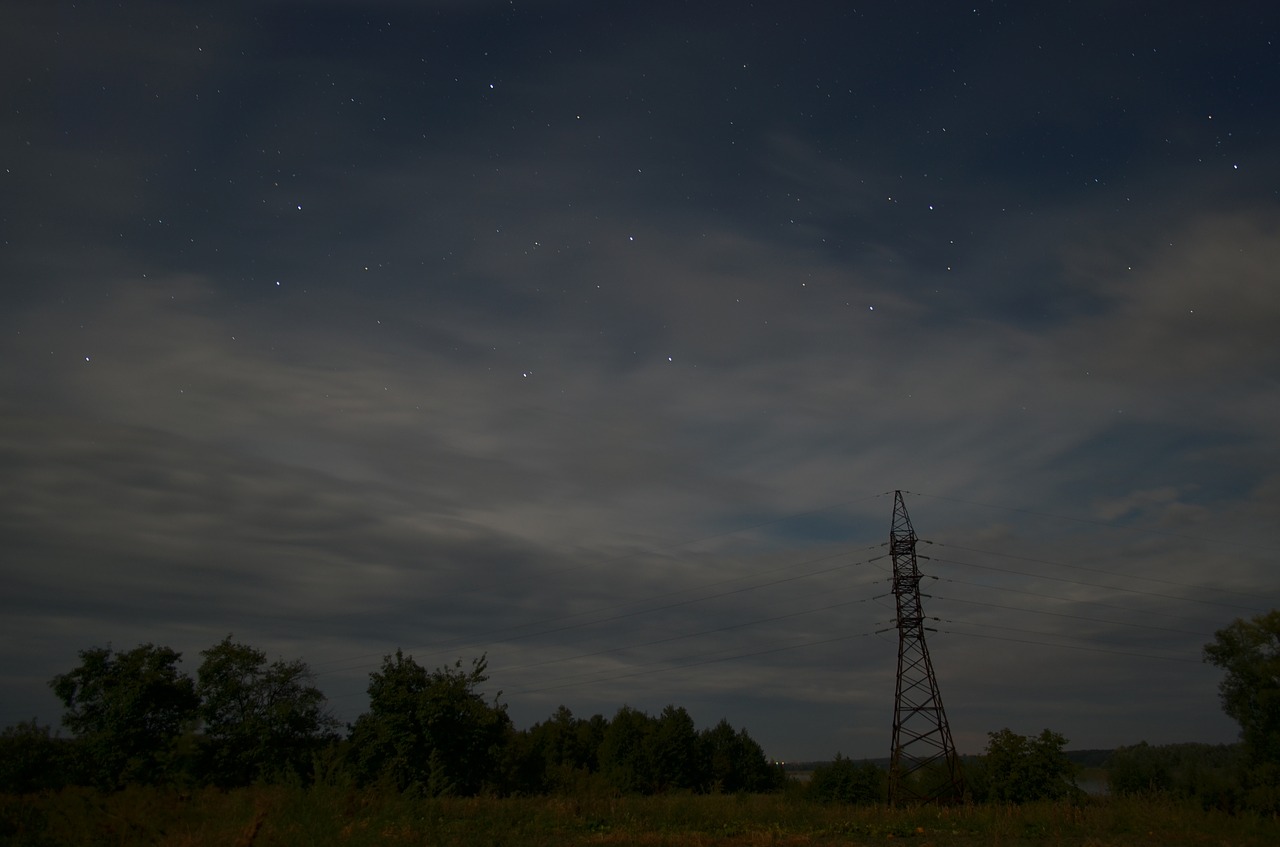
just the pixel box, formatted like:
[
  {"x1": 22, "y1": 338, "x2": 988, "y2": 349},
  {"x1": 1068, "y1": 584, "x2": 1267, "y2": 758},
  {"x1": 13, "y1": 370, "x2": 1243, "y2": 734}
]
[
  {"x1": 0, "y1": 639, "x2": 783, "y2": 796},
  {"x1": 7, "y1": 608, "x2": 1278, "y2": 808},
  {"x1": 805, "y1": 728, "x2": 1081, "y2": 806},
  {"x1": 1107, "y1": 742, "x2": 1248, "y2": 811},
  {"x1": 803, "y1": 733, "x2": 1271, "y2": 811}
]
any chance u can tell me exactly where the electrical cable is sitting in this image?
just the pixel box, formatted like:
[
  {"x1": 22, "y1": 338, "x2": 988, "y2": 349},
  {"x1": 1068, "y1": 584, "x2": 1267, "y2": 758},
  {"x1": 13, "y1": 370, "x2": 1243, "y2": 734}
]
[
  {"x1": 926, "y1": 540, "x2": 1276, "y2": 603},
  {"x1": 938, "y1": 624, "x2": 1203, "y2": 665},
  {"x1": 925, "y1": 553, "x2": 1268, "y2": 613},
  {"x1": 313, "y1": 546, "x2": 884, "y2": 678},
  {"x1": 929, "y1": 593, "x2": 1215, "y2": 638},
  {"x1": 907, "y1": 490, "x2": 1280, "y2": 555}
]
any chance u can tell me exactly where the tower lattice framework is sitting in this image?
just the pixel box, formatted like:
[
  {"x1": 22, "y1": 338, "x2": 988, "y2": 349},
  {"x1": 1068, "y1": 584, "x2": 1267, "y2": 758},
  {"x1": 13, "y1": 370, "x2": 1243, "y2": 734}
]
[{"x1": 888, "y1": 490, "x2": 964, "y2": 804}]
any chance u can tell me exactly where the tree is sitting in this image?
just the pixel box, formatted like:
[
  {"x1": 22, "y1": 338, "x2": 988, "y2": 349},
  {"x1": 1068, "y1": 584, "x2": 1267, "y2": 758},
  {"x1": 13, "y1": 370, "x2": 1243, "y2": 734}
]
[
  {"x1": 49, "y1": 643, "x2": 199, "y2": 787},
  {"x1": 598, "y1": 705, "x2": 657, "y2": 793},
  {"x1": 1204, "y1": 609, "x2": 1280, "y2": 809},
  {"x1": 650, "y1": 705, "x2": 702, "y2": 791},
  {"x1": 701, "y1": 718, "x2": 784, "y2": 794},
  {"x1": 196, "y1": 635, "x2": 338, "y2": 786},
  {"x1": 975, "y1": 728, "x2": 1078, "y2": 804},
  {"x1": 807, "y1": 753, "x2": 886, "y2": 804},
  {"x1": 1108, "y1": 741, "x2": 1243, "y2": 809},
  {"x1": 0, "y1": 720, "x2": 76, "y2": 793},
  {"x1": 347, "y1": 651, "x2": 510, "y2": 795},
  {"x1": 1204, "y1": 610, "x2": 1280, "y2": 765},
  {"x1": 1107, "y1": 741, "x2": 1174, "y2": 797},
  {"x1": 518, "y1": 705, "x2": 601, "y2": 793}
]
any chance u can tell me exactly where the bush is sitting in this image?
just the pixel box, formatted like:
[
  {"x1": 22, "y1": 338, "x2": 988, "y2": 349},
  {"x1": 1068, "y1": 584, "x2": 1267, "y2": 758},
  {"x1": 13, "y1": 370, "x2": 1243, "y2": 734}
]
[
  {"x1": 1107, "y1": 742, "x2": 1244, "y2": 811},
  {"x1": 807, "y1": 754, "x2": 886, "y2": 804},
  {"x1": 971, "y1": 728, "x2": 1079, "y2": 804},
  {"x1": 0, "y1": 720, "x2": 77, "y2": 793}
]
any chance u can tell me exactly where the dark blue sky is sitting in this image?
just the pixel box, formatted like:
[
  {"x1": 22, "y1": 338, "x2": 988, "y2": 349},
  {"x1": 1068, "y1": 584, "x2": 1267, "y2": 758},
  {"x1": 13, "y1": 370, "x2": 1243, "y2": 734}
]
[{"x1": 2, "y1": 0, "x2": 1278, "y2": 760}]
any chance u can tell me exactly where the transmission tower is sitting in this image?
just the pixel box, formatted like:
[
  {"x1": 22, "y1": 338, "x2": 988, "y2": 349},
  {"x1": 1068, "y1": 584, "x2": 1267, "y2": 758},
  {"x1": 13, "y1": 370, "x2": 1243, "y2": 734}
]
[{"x1": 887, "y1": 490, "x2": 964, "y2": 804}]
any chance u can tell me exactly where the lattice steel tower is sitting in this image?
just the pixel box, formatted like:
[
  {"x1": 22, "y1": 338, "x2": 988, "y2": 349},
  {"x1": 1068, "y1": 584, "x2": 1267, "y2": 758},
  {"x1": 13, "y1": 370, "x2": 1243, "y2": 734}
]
[{"x1": 887, "y1": 490, "x2": 964, "y2": 804}]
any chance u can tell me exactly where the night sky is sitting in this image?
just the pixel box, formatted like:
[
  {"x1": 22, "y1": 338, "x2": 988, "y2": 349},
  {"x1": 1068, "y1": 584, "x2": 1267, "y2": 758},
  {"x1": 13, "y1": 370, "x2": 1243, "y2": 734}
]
[{"x1": 3, "y1": 1, "x2": 1278, "y2": 762}]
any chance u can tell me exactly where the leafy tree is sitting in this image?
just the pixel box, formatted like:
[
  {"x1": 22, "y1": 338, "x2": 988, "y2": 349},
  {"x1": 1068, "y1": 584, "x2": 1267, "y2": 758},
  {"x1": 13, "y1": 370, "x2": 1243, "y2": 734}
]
[
  {"x1": 515, "y1": 707, "x2": 781, "y2": 796},
  {"x1": 347, "y1": 651, "x2": 510, "y2": 795},
  {"x1": 598, "y1": 705, "x2": 657, "y2": 793},
  {"x1": 702, "y1": 719, "x2": 742, "y2": 793},
  {"x1": 1204, "y1": 611, "x2": 1280, "y2": 763},
  {"x1": 650, "y1": 705, "x2": 702, "y2": 791},
  {"x1": 974, "y1": 728, "x2": 1078, "y2": 804},
  {"x1": 518, "y1": 705, "x2": 602, "y2": 793},
  {"x1": 577, "y1": 712, "x2": 608, "y2": 770},
  {"x1": 1204, "y1": 610, "x2": 1280, "y2": 809},
  {"x1": 195, "y1": 635, "x2": 338, "y2": 786},
  {"x1": 701, "y1": 718, "x2": 784, "y2": 794},
  {"x1": 1107, "y1": 741, "x2": 1174, "y2": 796},
  {"x1": 530, "y1": 706, "x2": 590, "y2": 770},
  {"x1": 0, "y1": 720, "x2": 76, "y2": 793},
  {"x1": 49, "y1": 643, "x2": 199, "y2": 788},
  {"x1": 807, "y1": 753, "x2": 886, "y2": 804},
  {"x1": 1108, "y1": 741, "x2": 1242, "y2": 809}
]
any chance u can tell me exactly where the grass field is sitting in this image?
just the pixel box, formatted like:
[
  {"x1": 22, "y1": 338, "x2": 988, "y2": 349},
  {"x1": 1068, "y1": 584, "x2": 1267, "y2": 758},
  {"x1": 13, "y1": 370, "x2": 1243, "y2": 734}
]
[{"x1": 2, "y1": 785, "x2": 1275, "y2": 846}]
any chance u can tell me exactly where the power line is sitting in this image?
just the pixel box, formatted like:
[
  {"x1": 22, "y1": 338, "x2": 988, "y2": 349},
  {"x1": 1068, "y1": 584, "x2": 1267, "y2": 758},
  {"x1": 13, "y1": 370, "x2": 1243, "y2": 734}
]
[
  {"x1": 315, "y1": 513, "x2": 1258, "y2": 706},
  {"x1": 321, "y1": 574, "x2": 890, "y2": 703},
  {"x1": 311, "y1": 486, "x2": 1272, "y2": 688},
  {"x1": 491, "y1": 582, "x2": 887, "y2": 677},
  {"x1": 305, "y1": 491, "x2": 888, "y2": 676},
  {"x1": 935, "y1": 573, "x2": 1222, "y2": 625},
  {"x1": 907, "y1": 490, "x2": 1280, "y2": 555},
  {"x1": 318, "y1": 574, "x2": 1235, "y2": 702},
  {"x1": 938, "y1": 624, "x2": 1204, "y2": 665},
  {"x1": 499, "y1": 524, "x2": 1239, "y2": 701},
  {"x1": 924, "y1": 553, "x2": 1267, "y2": 613},
  {"x1": 930, "y1": 593, "x2": 1215, "y2": 639},
  {"x1": 314, "y1": 547, "x2": 883, "y2": 679},
  {"x1": 504, "y1": 630, "x2": 876, "y2": 697},
  {"x1": 926, "y1": 540, "x2": 1276, "y2": 603}
]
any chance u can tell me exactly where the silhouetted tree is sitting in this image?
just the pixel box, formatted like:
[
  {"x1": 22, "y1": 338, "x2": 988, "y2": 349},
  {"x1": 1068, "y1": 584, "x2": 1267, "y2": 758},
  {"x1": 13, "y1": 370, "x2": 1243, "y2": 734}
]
[
  {"x1": 1108, "y1": 741, "x2": 1243, "y2": 810},
  {"x1": 599, "y1": 705, "x2": 656, "y2": 793},
  {"x1": 347, "y1": 651, "x2": 509, "y2": 795},
  {"x1": 807, "y1": 753, "x2": 886, "y2": 804},
  {"x1": 701, "y1": 720, "x2": 784, "y2": 793},
  {"x1": 195, "y1": 635, "x2": 338, "y2": 786},
  {"x1": 518, "y1": 705, "x2": 602, "y2": 792},
  {"x1": 972, "y1": 728, "x2": 1078, "y2": 804},
  {"x1": 1204, "y1": 609, "x2": 1280, "y2": 810},
  {"x1": 49, "y1": 643, "x2": 198, "y2": 788},
  {"x1": 0, "y1": 720, "x2": 77, "y2": 793},
  {"x1": 651, "y1": 704, "x2": 702, "y2": 791}
]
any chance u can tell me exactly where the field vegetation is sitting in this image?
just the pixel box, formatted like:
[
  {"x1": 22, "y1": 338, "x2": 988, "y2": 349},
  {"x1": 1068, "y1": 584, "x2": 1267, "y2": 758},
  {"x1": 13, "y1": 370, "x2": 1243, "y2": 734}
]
[{"x1": 2, "y1": 784, "x2": 1276, "y2": 847}]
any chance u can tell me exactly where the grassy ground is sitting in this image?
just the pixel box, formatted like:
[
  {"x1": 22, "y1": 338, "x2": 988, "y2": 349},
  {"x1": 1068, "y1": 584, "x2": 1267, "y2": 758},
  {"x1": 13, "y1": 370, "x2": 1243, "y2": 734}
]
[{"x1": 2, "y1": 786, "x2": 1275, "y2": 846}]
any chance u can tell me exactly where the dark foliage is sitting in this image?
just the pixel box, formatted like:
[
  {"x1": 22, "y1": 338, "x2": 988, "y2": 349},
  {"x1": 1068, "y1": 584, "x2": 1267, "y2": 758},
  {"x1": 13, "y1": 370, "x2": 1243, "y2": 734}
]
[
  {"x1": 0, "y1": 721, "x2": 78, "y2": 794},
  {"x1": 598, "y1": 705, "x2": 657, "y2": 794},
  {"x1": 346, "y1": 651, "x2": 511, "y2": 795},
  {"x1": 513, "y1": 706, "x2": 606, "y2": 793},
  {"x1": 702, "y1": 718, "x2": 784, "y2": 794},
  {"x1": 1204, "y1": 609, "x2": 1280, "y2": 812},
  {"x1": 806, "y1": 753, "x2": 886, "y2": 804},
  {"x1": 1107, "y1": 741, "x2": 1243, "y2": 811},
  {"x1": 195, "y1": 635, "x2": 339, "y2": 786},
  {"x1": 31, "y1": 642, "x2": 784, "y2": 797},
  {"x1": 48, "y1": 643, "x2": 199, "y2": 788},
  {"x1": 968, "y1": 728, "x2": 1080, "y2": 804}
]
